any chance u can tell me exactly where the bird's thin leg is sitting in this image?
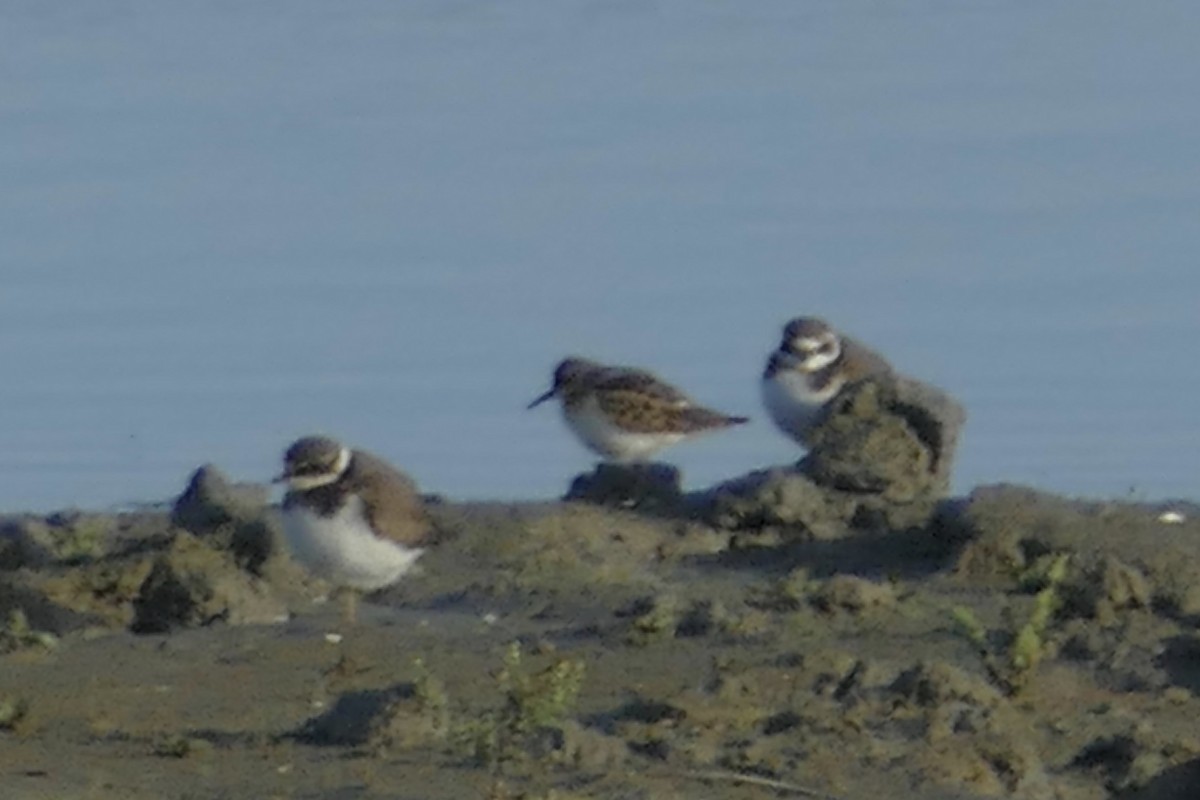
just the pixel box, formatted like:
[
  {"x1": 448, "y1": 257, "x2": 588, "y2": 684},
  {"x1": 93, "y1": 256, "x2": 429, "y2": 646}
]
[{"x1": 339, "y1": 589, "x2": 359, "y2": 626}]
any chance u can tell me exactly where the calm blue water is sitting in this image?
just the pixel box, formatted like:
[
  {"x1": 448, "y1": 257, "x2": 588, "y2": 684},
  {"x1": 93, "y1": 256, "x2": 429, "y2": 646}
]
[{"x1": 2, "y1": 0, "x2": 1198, "y2": 512}]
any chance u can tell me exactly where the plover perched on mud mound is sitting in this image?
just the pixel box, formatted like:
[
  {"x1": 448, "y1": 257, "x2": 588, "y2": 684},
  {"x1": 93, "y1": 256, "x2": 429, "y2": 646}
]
[{"x1": 761, "y1": 317, "x2": 893, "y2": 447}]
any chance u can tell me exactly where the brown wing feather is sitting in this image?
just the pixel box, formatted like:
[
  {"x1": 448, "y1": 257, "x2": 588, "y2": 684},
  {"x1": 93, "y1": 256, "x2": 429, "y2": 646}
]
[
  {"x1": 589, "y1": 367, "x2": 691, "y2": 406},
  {"x1": 342, "y1": 450, "x2": 432, "y2": 548},
  {"x1": 838, "y1": 337, "x2": 894, "y2": 382},
  {"x1": 596, "y1": 388, "x2": 746, "y2": 434}
]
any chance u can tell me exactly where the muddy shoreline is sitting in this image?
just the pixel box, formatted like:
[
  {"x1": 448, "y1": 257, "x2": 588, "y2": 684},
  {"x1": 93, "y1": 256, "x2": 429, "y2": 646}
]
[
  {"x1": 3, "y1": 380, "x2": 1199, "y2": 800},
  {"x1": 2, "y1": 458, "x2": 1199, "y2": 800}
]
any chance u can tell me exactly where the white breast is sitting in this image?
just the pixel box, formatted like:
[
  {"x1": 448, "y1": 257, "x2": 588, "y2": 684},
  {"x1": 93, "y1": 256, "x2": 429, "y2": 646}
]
[
  {"x1": 761, "y1": 369, "x2": 842, "y2": 445},
  {"x1": 281, "y1": 495, "x2": 423, "y2": 592},
  {"x1": 562, "y1": 397, "x2": 684, "y2": 462}
]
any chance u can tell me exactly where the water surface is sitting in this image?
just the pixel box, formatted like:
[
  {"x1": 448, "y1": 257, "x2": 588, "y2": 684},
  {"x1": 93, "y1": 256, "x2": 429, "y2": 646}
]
[{"x1": 2, "y1": 0, "x2": 1197, "y2": 510}]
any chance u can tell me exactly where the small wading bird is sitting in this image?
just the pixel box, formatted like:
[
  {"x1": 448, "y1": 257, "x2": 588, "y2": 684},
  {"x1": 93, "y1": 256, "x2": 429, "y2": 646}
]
[
  {"x1": 761, "y1": 316, "x2": 893, "y2": 446},
  {"x1": 276, "y1": 435, "x2": 432, "y2": 624},
  {"x1": 528, "y1": 357, "x2": 749, "y2": 462}
]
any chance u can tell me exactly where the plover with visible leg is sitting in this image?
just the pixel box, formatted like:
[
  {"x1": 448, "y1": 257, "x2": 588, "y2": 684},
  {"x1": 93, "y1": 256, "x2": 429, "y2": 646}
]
[{"x1": 276, "y1": 435, "x2": 432, "y2": 624}]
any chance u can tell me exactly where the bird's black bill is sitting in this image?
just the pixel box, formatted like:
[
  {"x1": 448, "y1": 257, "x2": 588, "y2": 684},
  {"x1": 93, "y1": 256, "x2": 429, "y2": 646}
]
[{"x1": 526, "y1": 388, "x2": 556, "y2": 409}]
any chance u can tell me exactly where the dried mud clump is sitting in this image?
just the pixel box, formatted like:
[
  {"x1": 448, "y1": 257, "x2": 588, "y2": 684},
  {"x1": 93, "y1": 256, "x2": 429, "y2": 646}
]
[
  {"x1": 955, "y1": 484, "x2": 1200, "y2": 621},
  {"x1": 0, "y1": 469, "x2": 302, "y2": 637},
  {"x1": 0, "y1": 465, "x2": 301, "y2": 638},
  {"x1": 171, "y1": 465, "x2": 319, "y2": 606},
  {"x1": 601, "y1": 653, "x2": 1058, "y2": 799},
  {"x1": 131, "y1": 532, "x2": 287, "y2": 633},
  {"x1": 806, "y1": 374, "x2": 965, "y2": 500},
  {"x1": 705, "y1": 373, "x2": 965, "y2": 537},
  {"x1": 1072, "y1": 723, "x2": 1200, "y2": 796},
  {"x1": 888, "y1": 663, "x2": 1056, "y2": 797},
  {"x1": 172, "y1": 465, "x2": 278, "y2": 575},
  {"x1": 7, "y1": 561, "x2": 152, "y2": 633},
  {"x1": 0, "y1": 512, "x2": 124, "y2": 570},
  {"x1": 704, "y1": 468, "x2": 860, "y2": 536},
  {"x1": 0, "y1": 573, "x2": 113, "y2": 636},
  {"x1": 809, "y1": 575, "x2": 897, "y2": 614},
  {"x1": 0, "y1": 511, "x2": 169, "y2": 634},
  {"x1": 954, "y1": 484, "x2": 1200, "y2": 576}
]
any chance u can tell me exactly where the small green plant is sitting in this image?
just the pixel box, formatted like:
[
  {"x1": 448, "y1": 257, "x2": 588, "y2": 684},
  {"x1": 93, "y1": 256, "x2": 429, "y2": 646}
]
[
  {"x1": 411, "y1": 656, "x2": 450, "y2": 740},
  {"x1": 153, "y1": 733, "x2": 194, "y2": 758},
  {"x1": 0, "y1": 609, "x2": 58, "y2": 655},
  {"x1": 458, "y1": 642, "x2": 586, "y2": 772},
  {"x1": 951, "y1": 553, "x2": 1070, "y2": 695},
  {"x1": 1009, "y1": 557, "x2": 1068, "y2": 674},
  {"x1": 1016, "y1": 550, "x2": 1071, "y2": 593},
  {"x1": 624, "y1": 594, "x2": 680, "y2": 645},
  {"x1": 501, "y1": 642, "x2": 586, "y2": 734},
  {"x1": 950, "y1": 606, "x2": 988, "y2": 650},
  {"x1": 0, "y1": 694, "x2": 29, "y2": 731}
]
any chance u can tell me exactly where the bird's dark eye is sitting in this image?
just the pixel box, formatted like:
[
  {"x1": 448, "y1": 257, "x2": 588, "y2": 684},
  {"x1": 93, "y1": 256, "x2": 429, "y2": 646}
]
[{"x1": 819, "y1": 342, "x2": 835, "y2": 355}]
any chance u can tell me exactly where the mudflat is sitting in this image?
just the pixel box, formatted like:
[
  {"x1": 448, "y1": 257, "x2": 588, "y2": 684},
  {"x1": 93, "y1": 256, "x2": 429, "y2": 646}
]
[
  {"x1": 2, "y1": 469, "x2": 1199, "y2": 800},
  {"x1": 3, "y1": 376, "x2": 1199, "y2": 800}
]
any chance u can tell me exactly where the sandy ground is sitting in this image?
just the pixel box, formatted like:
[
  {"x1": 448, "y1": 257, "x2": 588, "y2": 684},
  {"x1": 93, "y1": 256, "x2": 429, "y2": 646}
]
[{"x1": 2, "y1": 463, "x2": 1200, "y2": 800}]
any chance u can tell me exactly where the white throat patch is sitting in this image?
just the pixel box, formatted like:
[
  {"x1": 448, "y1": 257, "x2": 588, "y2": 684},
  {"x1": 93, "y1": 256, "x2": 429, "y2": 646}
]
[
  {"x1": 792, "y1": 336, "x2": 840, "y2": 373},
  {"x1": 287, "y1": 446, "x2": 352, "y2": 491}
]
